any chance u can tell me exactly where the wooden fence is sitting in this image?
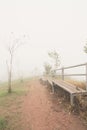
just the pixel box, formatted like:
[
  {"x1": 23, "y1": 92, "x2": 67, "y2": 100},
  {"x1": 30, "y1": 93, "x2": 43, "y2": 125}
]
[{"x1": 55, "y1": 63, "x2": 87, "y2": 91}]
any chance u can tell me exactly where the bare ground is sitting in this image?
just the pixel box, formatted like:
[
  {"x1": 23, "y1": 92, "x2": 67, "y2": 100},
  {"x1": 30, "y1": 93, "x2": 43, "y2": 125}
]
[{"x1": 22, "y1": 80, "x2": 87, "y2": 130}]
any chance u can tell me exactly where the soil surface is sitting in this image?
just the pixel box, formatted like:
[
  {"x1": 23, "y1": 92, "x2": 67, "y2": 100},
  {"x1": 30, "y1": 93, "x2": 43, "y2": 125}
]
[{"x1": 22, "y1": 80, "x2": 87, "y2": 130}]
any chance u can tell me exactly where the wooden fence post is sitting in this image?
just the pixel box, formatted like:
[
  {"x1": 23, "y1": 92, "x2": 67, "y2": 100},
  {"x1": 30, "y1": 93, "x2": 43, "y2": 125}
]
[
  {"x1": 86, "y1": 63, "x2": 87, "y2": 91},
  {"x1": 62, "y1": 67, "x2": 64, "y2": 80}
]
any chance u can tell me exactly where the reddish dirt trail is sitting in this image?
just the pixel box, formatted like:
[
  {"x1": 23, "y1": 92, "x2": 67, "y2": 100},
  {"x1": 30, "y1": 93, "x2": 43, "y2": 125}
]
[{"x1": 22, "y1": 80, "x2": 87, "y2": 130}]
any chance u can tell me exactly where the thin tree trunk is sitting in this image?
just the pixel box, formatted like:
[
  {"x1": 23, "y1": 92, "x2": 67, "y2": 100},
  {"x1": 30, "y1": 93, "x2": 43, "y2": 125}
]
[
  {"x1": 8, "y1": 54, "x2": 13, "y2": 93},
  {"x1": 8, "y1": 70, "x2": 12, "y2": 93}
]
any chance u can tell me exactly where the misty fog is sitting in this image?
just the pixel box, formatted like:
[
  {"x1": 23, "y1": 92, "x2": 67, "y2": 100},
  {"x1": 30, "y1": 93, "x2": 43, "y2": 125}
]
[{"x1": 0, "y1": 0, "x2": 87, "y2": 81}]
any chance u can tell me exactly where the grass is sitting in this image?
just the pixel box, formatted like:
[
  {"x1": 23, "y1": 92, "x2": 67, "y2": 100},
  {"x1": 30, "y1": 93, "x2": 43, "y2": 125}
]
[
  {"x1": 0, "y1": 117, "x2": 8, "y2": 130},
  {"x1": 54, "y1": 76, "x2": 86, "y2": 90},
  {"x1": 0, "y1": 77, "x2": 31, "y2": 130},
  {"x1": 65, "y1": 79, "x2": 86, "y2": 90}
]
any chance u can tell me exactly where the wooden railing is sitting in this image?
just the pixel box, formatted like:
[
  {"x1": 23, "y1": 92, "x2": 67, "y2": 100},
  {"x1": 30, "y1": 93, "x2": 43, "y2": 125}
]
[{"x1": 55, "y1": 63, "x2": 87, "y2": 91}]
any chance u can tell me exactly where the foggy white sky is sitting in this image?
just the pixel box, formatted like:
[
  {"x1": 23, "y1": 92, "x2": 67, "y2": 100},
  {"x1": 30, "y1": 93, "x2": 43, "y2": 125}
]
[{"x1": 0, "y1": 0, "x2": 87, "y2": 81}]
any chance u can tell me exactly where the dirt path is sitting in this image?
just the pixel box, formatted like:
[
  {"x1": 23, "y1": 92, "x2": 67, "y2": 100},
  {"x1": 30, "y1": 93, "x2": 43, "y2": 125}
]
[{"x1": 22, "y1": 80, "x2": 87, "y2": 130}]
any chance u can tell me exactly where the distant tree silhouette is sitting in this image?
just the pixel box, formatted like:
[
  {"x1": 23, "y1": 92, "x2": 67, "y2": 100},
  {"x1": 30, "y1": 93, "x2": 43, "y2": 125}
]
[
  {"x1": 43, "y1": 50, "x2": 60, "y2": 77},
  {"x1": 48, "y1": 50, "x2": 60, "y2": 70},
  {"x1": 84, "y1": 43, "x2": 87, "y2": 53},
  {"x1": 44, "y1": 63, "x2": 52, "y2": 76}
]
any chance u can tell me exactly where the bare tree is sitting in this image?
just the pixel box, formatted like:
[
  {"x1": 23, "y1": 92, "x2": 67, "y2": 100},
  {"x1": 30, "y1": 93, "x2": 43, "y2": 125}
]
[{"x1": 6, "y1": 32, "x2": 28, "y2": 93}]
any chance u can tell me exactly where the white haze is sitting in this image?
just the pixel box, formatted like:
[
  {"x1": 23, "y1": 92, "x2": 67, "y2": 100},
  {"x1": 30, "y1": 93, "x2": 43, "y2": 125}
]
[{"x1": 0, "y1": 0, "x2": 87, "y2": 81}]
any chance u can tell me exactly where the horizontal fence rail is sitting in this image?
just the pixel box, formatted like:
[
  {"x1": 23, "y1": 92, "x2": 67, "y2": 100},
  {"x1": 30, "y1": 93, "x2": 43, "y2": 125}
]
[
  {"x1": 56, "y1": 63, "x2": 87, "y2": 70},
  {"x1": 58, "y1": 74, "x2": 86, "y2": 76},
  {"x1": 55, "y1": 63, "x2": 87, "y2": 91}
]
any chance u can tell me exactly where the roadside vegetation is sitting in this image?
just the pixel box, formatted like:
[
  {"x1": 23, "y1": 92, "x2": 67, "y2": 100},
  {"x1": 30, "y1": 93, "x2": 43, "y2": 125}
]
[
  {"x1": 0, "y1": 78, "x2": 31, "y2": 130},
  {"x1": 54, "y1": 77, "x2": 87, "y2": 122}
]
